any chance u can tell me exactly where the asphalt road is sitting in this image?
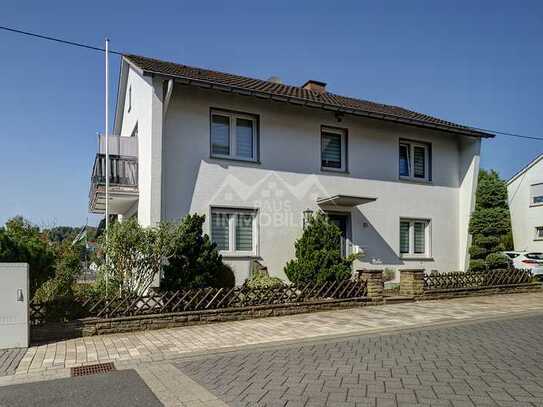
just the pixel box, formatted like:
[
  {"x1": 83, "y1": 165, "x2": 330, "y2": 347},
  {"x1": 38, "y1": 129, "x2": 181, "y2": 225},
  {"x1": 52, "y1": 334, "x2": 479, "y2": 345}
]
[
  {"x1": 0, "y1": 369, "x2": 162, "y2": 407},
  {"x1": 177, "y1": 314, "x2": 543, "y2": 407}
]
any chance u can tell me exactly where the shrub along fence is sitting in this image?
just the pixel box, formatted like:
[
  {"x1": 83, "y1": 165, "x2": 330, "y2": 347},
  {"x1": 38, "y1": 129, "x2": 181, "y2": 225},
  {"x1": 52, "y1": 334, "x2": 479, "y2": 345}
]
[
  {"x1": 29, "y1": 268, "x2": 541, "y2": 342},
  {"x1": 30, "y1": 279, "x2": 368, "y2": 326}
]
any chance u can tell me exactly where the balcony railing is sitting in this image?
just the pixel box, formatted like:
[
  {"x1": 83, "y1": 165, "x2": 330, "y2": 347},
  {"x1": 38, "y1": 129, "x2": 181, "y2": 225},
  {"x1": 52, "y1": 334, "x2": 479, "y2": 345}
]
[{"x1": 91, "y1": 154, "x2": 138, "y2": 187}]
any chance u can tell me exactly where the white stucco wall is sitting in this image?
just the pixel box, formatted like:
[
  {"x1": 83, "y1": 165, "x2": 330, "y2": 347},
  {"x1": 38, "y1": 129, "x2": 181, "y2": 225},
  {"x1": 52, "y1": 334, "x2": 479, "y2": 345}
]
[
  {"x1": 508, "y1": 156, "x2": 543, "y2": 252},
  {"x1": 118, "y1": 65, "x2": 163, "y2": 227},
  {"x1": 157, "y1": 85, "x2": 479, "y2": 283},
  {"x1": 457, "y1": 137, "x2": 481, "y2": 271}
]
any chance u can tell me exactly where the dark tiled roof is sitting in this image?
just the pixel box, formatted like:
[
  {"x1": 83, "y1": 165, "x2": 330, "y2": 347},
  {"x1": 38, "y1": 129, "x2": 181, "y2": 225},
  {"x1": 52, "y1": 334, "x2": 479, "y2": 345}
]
[{"x1": 124, "y1": 54, "x2": 493, "y2": 138}]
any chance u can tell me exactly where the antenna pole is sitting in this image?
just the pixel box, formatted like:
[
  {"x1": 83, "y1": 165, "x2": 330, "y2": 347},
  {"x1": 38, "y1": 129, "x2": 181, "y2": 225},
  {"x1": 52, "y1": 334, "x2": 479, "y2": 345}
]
[{"x1": 104, "y1": 37, "x2": 110, "y2": 296}]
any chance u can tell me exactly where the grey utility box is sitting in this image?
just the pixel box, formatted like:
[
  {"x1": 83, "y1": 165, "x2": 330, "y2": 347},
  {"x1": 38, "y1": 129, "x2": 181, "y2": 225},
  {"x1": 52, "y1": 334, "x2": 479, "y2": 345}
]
[{"x1": 0, "y1": 263, "x2": 29, "y2": 349}]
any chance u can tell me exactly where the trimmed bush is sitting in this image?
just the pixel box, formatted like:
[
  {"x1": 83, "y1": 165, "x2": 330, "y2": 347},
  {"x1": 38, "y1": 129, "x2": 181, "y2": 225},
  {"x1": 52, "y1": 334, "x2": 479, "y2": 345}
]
[
  {"x1": 485, "y1": 253, "x2": 510, "y2": 270},
  {"x1": 470, "y1": 208, "x2": 511, "y2": 237},
  {"x1": 469, "y1": 259, "x2": 487, "y2": 272},
  {"x1": 244, "y1": 270, "x2": 284, "y2": 289},
  {"x1": 284, "y1": 212, "x2": 360, "y2": 284},
  {"x1": 468, "y1": 245, "x2": 487, "y2": 259},
  {"x1": 472, "y1": 234, "x2": 501, "y2": 250}
]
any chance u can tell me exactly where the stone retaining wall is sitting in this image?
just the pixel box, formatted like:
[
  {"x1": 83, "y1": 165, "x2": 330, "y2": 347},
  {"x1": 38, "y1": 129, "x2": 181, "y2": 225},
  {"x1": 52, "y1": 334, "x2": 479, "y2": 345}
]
[
  {"x1": 421, "y1": 283, "x2": 541, "y2": 300},
  {"x1": 31, "y1": 297, "x2": 372, "y2": 343}
]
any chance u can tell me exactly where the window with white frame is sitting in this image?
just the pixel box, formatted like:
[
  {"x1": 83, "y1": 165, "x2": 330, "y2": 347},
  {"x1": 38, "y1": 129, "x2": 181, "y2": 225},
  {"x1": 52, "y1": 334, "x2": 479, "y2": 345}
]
[
  {"x1": 531, "y1": 183, "x2": 543, "y2": 205},
  {"x1": 536, "y1": 226, "x2": 543, "y2": 240},
  {"x1": 210, "y1": 208, "x2": 258, "y2": 255},
  {"x1": 399, "y1": 141, "x2": 430, "y2": 181},
  {"x1": 321, "y1": 127, "x2": 347, "y2": 171},
  {"x1": 399, "y1": 219, "x2": 431, "y2": 257},
  {"x1": 210, "y1": 110, "x2": 258, "y2": 161}
]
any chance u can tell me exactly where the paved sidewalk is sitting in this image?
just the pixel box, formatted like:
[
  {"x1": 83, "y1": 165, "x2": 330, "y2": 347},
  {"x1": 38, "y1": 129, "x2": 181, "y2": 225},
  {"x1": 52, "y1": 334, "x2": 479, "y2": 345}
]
[
  {"x1": 10, "y1": 292, "x2": 543, "y2": 377},
  {"x1": 0, "y1": 348, "x2": 26, "y2": 376}
]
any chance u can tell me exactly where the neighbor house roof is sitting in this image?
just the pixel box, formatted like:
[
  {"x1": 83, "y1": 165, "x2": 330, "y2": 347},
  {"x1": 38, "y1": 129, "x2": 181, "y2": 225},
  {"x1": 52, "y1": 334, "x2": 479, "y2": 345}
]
[
  {"x1": 124, "y1": 54, "x2": 494, "y2": 139},
  {"x1": 507, "y1": 153, "x2": 543, "y2": 185}
]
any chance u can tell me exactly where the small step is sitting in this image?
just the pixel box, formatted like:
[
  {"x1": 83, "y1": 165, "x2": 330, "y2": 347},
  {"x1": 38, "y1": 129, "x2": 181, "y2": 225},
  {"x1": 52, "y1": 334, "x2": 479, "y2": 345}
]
[{"x1": 383, "y1": 296, "x2": 414, "y2": 304}]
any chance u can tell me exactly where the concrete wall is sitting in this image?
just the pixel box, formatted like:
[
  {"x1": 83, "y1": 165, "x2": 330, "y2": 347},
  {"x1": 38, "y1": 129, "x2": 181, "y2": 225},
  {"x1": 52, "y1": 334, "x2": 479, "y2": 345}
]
[
  {"x1": 0, "y1": 263, "x2": 29, "y2": 349},
  {"x1": 508, "y1": 156, "x2": 543, "y2": 252},
  {"x1": 158, "y1": 84, "x2": 480, "y2": 283}
]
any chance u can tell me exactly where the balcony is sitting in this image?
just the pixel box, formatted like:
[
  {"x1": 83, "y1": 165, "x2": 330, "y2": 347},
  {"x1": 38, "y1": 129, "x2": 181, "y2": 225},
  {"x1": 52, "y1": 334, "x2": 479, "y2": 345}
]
[
  {"x1": 97, "y1": 133, "x2": 138, "y2": 156},
  {"x1": 89, "y1": 137, "x2": 139, "y2": 214}
]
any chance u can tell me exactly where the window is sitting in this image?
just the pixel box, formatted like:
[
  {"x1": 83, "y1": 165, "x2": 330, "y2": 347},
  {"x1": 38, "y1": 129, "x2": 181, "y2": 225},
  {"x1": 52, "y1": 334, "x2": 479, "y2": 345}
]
[
  {"x1": 399, "y1": 219, "x2": 431, "y2": 257},
  {"x1": 210, "y1": 110, "x2": 258, "y2": 161},
  {"x1": 211, "y1": 208, "x2": 258, "y2": 255},
  {"x1": 321, "y1": 127, "x2": 347, "y2": 171},
  {"x1": 399, "y1": 141, "x2": 430, "y2": 181},
  {"x1": 531, "y1": 183, "x2": 543, "y2": 205},
  {"x1": 536, "y1": 227, "x2": 543, "y2": 241}
]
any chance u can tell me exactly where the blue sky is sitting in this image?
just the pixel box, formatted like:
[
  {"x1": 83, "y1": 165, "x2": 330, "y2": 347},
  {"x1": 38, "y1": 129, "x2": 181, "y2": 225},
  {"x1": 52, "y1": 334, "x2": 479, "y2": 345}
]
[{"x1": 1, "y1": 0, "x2": 542, "y2": 227}]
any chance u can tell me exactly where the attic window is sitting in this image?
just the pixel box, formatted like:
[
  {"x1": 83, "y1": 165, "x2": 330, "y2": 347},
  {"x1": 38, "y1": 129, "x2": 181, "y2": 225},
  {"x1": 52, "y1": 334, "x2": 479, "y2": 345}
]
[{"x1": 128, "y1": 86, "x2": 132, "y2": 113}]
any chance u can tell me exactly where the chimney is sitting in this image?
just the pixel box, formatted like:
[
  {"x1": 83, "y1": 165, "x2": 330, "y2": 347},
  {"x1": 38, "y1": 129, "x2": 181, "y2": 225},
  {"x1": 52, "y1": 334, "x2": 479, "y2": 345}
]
[
  {"x1": 302, "y1": 79, "x2": 327, "y2": 93},
  {"x1": 267, "y1": 76, "x2": 282, "y2": 84}
]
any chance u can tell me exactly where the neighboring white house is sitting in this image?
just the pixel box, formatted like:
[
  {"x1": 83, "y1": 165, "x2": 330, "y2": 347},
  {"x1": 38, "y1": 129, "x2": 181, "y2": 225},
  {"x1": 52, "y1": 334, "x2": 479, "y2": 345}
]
[
  {"x1": 89, "y1": 54, "x2": 493, "y2": 284},
  {"x1": 507, "y1": 154, "x2": 543, "y2": 252}
]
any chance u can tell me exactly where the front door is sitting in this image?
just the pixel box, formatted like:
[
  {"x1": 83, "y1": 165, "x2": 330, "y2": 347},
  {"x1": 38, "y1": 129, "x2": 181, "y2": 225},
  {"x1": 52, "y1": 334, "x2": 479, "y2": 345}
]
[{"x1": 327, "y1": 213, "x2": 349, "y2": 257}]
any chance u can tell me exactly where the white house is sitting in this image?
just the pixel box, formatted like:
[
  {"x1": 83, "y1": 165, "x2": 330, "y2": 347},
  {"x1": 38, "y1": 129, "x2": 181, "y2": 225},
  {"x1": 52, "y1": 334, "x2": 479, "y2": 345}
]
[
  {"x1": 507, "y1": 154, "x2": 543, "y2": 252},
  {"x1": 89, "y1": 54, "x2": 493, "y2": 284}
]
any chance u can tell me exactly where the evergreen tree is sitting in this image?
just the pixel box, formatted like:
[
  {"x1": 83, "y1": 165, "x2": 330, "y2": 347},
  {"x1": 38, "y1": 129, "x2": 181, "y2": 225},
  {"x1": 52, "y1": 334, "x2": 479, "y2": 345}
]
[
  {"x1": 468, "y1": 169, "x2": 512, "y2": 270},
  {"x1": 284, "y1": 212, "x2": 359, "y2": 284},
  {"x1": 161, "y1": 214, "x2": 234, "y2": 289}
]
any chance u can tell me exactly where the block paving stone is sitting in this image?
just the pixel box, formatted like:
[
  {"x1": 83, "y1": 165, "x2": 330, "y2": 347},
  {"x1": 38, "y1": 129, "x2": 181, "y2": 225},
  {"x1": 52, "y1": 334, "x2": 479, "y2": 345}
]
[
  {"x1": 177, "y1": 315, "x2": 543, "y2": 407},
  {"x1": 0, "y1": 348, "x2": 26, "y2": 376}
]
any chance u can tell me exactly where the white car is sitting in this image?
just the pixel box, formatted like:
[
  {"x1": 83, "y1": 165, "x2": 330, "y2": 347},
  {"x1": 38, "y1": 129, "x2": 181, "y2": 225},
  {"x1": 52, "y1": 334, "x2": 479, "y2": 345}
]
[{"x1": 503, "y1": 251, "x2": 543, "y2": 276}]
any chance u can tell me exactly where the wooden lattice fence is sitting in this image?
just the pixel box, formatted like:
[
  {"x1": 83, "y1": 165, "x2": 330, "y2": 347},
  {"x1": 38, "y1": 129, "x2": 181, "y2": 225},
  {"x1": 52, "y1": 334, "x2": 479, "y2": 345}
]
[
  {"x1": 30, "y1": 279, "x2": 368, "y2": 325},
  {"x1": 423, "y1": 269, "x2": 533, "y2": 291}
]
